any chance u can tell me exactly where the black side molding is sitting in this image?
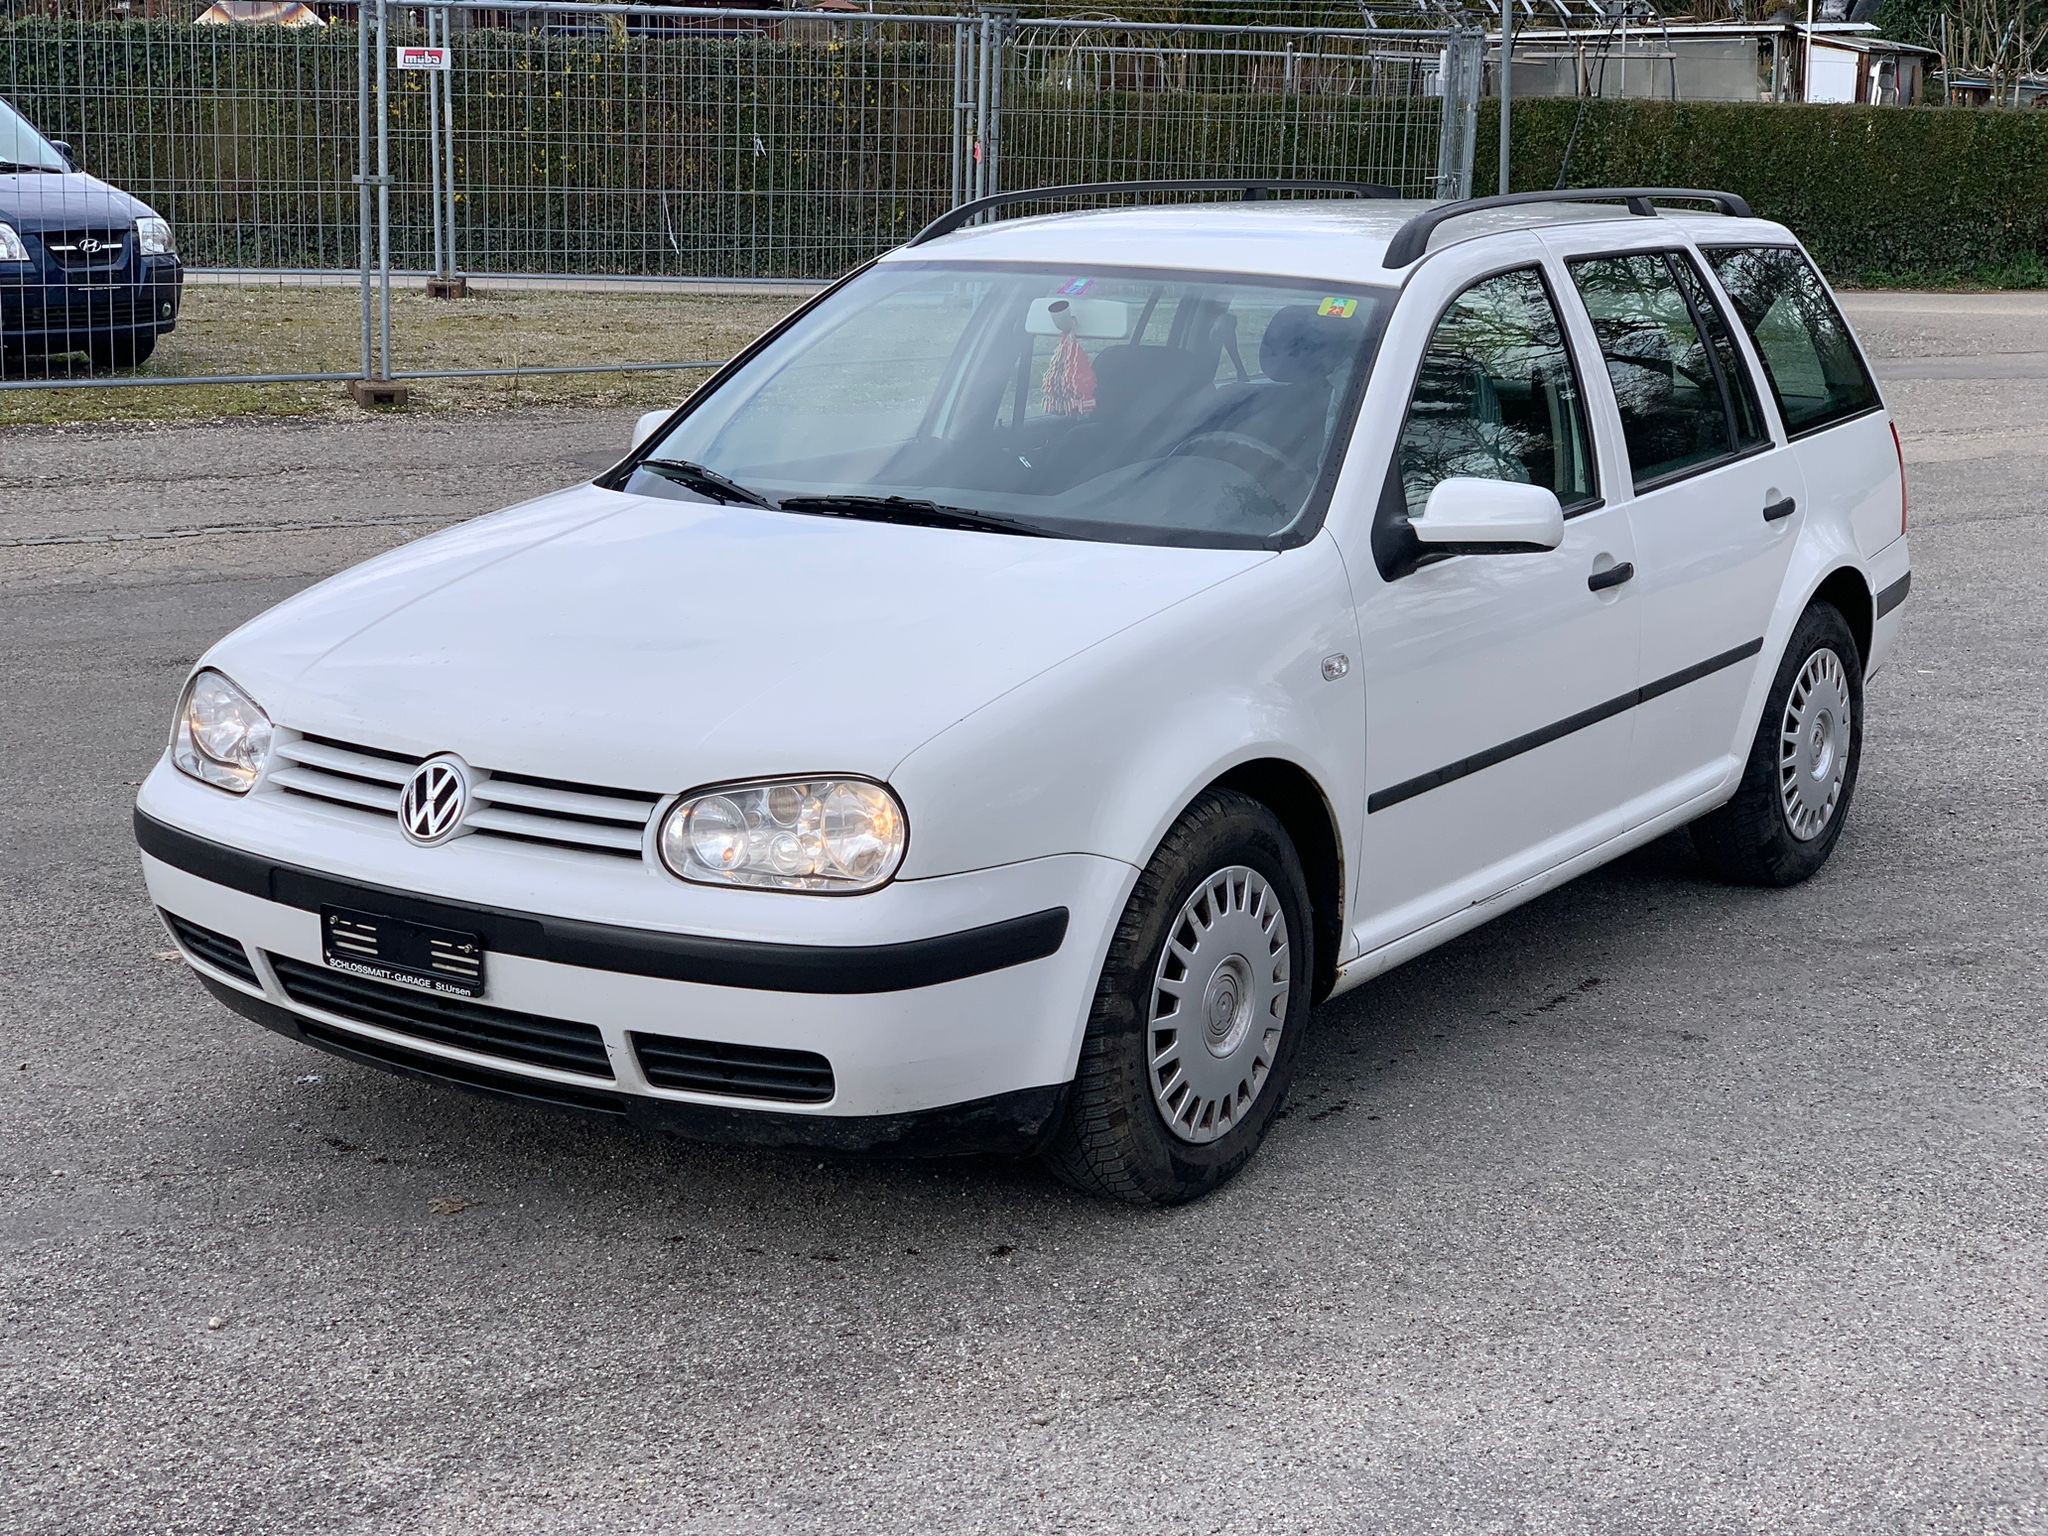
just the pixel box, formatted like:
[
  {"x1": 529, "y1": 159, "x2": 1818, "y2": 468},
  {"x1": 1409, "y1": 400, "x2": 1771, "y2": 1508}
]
[
  {"x1": 1368, "y1": 638, "x2": 1764, "y2": 814},
  {"x1": 135, "y1": 811, "x2": 1067, "y2": 995},
  {"x1": 1875, "y1": 571, "x2": 1911, "y2": 619}
]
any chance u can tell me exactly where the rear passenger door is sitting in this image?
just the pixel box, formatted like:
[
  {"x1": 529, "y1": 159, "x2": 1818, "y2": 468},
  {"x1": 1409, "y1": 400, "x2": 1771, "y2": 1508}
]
[
  {"x1": 1700, "y1": 243, "x2": 1900, "y2": 560},
  {"x1": 1554, "y1": 243, "x2": 1805, "y2": 807}
]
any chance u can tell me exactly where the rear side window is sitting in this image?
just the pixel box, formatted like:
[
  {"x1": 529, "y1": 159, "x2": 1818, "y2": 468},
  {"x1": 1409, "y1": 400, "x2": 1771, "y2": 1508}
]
[
  {"x1": 1396, "y1": 266, "x2": 1597, "y2": 517},
  {"x1": 1567, "y1": 251, "x2": 1764, "y2": 491},
  {"x1": 1704, "y1": 245, "x2": 1881, "y2": 436}
]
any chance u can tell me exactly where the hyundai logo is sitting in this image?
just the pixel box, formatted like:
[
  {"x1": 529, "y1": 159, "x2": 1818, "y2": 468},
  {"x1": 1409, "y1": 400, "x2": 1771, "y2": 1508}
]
[
  {"x1": 76, "y1": 237, "x2": 106, "y2": 254},
  {"x1": 398, "y1": 755, "x2": 471, "y2": 846}
]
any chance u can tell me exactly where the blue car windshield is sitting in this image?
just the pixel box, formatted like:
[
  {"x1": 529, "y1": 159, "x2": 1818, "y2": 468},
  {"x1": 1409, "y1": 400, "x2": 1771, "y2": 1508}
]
[
  {"x1": 0, "y1": 98, "x2": 66, "y2": 171},
  {"x1": 627, "y1": 260, "x2": 1390, "y2": 549}
]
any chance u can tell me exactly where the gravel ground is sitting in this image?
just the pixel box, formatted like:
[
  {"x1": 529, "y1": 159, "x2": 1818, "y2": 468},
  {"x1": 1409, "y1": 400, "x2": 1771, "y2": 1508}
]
[{"x1": 1, "y1": 292, "x2": 2043, "y2": 1536}]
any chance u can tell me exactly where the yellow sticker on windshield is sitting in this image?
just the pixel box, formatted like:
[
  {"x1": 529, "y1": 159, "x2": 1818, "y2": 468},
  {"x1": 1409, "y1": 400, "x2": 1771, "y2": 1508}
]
[{"x1": 1318, "y1": 296, "x2": 1358, "y2": 318}]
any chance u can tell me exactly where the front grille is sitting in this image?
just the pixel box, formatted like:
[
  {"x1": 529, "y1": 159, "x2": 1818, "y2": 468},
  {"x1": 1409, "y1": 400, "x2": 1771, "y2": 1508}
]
[
  {"x1": 270, "y1": 954, "x2": 615, "y2": 1080},
  {"x1": 163, "y1": 911, "x2": 259, "y2": 988},
  {"x1": 268, "y1": 733, "x2": 659, "y2": 860},
  {"x1": 631, "y1": 1032, "x2": 835, "y2": 1103},
  {"x1": 39, "y1": 229, "x2": 129, "y2": 273}
]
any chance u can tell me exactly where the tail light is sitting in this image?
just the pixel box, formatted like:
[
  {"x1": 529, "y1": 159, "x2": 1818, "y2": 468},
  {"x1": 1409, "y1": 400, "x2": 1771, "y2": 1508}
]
[{"x1": 1890, "y1": 419, "x2": 1907, "y2": 536}]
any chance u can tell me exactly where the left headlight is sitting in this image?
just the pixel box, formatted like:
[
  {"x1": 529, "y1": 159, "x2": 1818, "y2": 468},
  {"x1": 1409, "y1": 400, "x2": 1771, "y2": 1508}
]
[
  {"x1": 659, "y1": 777, "x2": 907, "y2": 894},
  {"x1": 171, "y1": 669, "x2": 272, "y2": 795},
  {"x1": 0, "y1": 223, "x2": 28, "y2": 263},
  {"x1": 136, "y1": 216, "x2": 176, "y2": 258}
]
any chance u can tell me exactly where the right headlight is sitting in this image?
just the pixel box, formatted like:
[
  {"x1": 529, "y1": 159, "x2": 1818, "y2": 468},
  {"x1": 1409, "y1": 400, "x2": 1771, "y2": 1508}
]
[
  {"x1": 170, "y1": 669, "x2": 273, "y2": 795},
  {"x1": 0, "y1": 223, "x2": 28, "y2": 263},
  {"x1": 659, "y1": 777, "x2": 907, "y2": 893},
  {"x1": 135, "y1": 215, "x2": 176, "y2": 258}
]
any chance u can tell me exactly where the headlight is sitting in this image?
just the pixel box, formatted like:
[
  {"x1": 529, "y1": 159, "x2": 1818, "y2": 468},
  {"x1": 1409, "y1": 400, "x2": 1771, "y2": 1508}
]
[
  {"x1": 0, "y1": 224, "x2": 27, "y2": 263},
  {"x1": 659, "y1": 777, "x2": 907, "y2": 893},
  {"x1": 170, "y1": 670, "x2": 273, "y2": 795},
  {"x1": 136, "y1": 216, "x2": 176, "y2": 258}
]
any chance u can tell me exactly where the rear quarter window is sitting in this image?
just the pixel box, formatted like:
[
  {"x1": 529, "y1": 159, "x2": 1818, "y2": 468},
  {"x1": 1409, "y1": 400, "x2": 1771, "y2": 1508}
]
[{"x1": 1703, "y1": 246, "x2": 1881, "y2": 437}]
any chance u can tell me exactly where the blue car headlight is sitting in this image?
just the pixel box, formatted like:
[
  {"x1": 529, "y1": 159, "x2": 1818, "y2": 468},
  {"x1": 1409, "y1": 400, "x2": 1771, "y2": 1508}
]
[{"x1": 136, "y1": 216, "x2": 176, "y2": 258}]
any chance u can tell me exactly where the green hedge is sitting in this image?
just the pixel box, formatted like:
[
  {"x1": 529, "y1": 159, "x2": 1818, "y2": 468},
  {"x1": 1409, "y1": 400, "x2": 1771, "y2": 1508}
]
[{"x1": 1477, "y1": 97, "x2": 2048, "y2": 285}]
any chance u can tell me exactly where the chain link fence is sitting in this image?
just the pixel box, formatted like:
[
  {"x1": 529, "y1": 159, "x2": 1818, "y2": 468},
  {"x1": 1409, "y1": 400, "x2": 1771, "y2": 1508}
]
[{"x1": 0, "y1": 1, "x2": 1480, "y2": 395}]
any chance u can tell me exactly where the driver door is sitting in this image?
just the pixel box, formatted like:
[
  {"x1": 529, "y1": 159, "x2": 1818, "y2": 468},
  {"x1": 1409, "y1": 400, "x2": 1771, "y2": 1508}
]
[{"x1": 1352, "y1": 262, "x2": 1643, "y2": 952}]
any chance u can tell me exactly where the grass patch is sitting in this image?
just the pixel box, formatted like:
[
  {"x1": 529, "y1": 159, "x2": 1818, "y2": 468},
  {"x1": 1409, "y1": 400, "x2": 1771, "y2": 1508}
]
[{"x1": 0, "y1": 283, "x2": 804, "y2": 428}]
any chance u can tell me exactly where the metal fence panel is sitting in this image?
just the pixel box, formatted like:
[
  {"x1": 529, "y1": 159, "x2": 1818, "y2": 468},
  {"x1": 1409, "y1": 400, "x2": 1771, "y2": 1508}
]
[
  {"x1": 1, "y1": 3, "x2": 1479, "y2": 394},
  {"x1": 0, "y1": 1, "x2": 370, "y2": 392}
]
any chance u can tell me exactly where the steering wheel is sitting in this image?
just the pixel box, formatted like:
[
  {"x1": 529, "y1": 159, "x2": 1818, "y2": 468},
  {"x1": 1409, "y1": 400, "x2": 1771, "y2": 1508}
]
[{"x1": 1169, "y1": 430, "x2": 1300, "y2": 486}]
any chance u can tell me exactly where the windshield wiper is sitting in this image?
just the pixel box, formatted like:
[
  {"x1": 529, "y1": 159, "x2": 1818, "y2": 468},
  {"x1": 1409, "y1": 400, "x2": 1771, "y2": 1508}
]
[
  {"x1": 635, "y1": 457, "x2": 776, "y2": 509},
  {"x1": 776, "y1": 494, "x2": 1065, "y2": 539},
  {"x1": 0, "y1": 161, "x2": 61, "y2": 174}
]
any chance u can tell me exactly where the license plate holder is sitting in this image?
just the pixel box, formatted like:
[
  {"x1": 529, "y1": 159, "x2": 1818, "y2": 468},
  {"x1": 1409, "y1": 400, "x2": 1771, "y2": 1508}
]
[{"x1": 321, "y1": 906, "x2": 486, "y2": 998}]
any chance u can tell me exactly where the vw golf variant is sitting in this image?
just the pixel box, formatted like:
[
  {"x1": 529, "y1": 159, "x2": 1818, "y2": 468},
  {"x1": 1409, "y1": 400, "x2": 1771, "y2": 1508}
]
[{"x1": 136, "y1": 184, "x2": 1911, "y2": 1204}]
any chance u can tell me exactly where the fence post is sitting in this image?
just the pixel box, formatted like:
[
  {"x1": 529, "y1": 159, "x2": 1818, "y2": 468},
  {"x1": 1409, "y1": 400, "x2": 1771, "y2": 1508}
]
[
  {"x1": 349, "y1": 0, "x2": 408, "y2": 405},
  {"x1": 355, "y1": 0, "x2": 373, "y2": 384},
  {"x1": 1434, "y1": 28, "x2": 1482, "y2": 200},
  {"x1": 984, "y1": 8, "x2": 1013, "y2": 198},
  {"x1": 427, "y1": 8, "x2": 445, "y2": 281},
  {"x1": 442, "y1": 24, "x2": 461, "y2": 288}
]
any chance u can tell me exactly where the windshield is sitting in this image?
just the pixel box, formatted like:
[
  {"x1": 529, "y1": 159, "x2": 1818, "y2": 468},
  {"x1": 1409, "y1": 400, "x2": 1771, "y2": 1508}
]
[
  {"x1": 0, "y1": 98, "x2": 66, "y2": 172},
  {"x1": 624, "y1": 260, "x2": 1390, "y2": 547}
]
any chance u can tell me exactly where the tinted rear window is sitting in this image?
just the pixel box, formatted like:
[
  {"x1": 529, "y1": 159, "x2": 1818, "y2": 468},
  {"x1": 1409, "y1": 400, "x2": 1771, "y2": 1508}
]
[{"x1": 1704, "y1": 246, "x2": 1881, "y2": 437}]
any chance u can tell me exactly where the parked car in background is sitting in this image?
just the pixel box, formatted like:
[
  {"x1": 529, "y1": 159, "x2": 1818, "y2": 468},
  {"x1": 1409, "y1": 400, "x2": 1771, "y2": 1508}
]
[
  {"x1": 135, "y1": 183, "x2": 1909, "y2": 1205},
  {"x1": 0, "y1": 95, "x2": 182, "y2": 372}
]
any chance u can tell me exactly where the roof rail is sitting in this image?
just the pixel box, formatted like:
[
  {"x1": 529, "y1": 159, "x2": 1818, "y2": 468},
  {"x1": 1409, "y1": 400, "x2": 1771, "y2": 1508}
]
[
  {"x1": 1381, "y1": 187, "x2": 1754, "y2": 270},
  {"x1": 906, "y1": 179, "x2": 1401, "y2": 249}
]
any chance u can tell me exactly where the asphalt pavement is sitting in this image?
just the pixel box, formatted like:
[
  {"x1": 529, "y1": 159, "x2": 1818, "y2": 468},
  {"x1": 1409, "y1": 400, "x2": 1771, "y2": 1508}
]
[{"x1": 1, "y1": 292, "x2": 2043, "y2": 1535}]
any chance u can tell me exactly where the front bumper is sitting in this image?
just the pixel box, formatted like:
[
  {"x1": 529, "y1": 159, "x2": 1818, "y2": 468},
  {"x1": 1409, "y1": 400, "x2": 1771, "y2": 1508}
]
[
  {"x1": 0, "y1": 252, "x2": 182, "y2": 348},
  {"x1": 136, "y1": 762, "x2": 1133, "y2": 1152}
]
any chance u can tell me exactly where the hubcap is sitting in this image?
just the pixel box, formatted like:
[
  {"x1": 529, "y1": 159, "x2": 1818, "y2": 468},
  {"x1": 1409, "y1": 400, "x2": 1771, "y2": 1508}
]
[
  {"x1": 1780, "y1": 646, "x2": 1852, "y2": 842},
  {"x1": 1148, "y1": 866, "x2": 1291, "y2": 1145}
]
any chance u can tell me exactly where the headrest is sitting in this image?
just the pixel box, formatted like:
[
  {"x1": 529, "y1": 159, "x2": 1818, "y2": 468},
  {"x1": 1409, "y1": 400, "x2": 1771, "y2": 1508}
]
[{"x1": 1259, "y1": 304, "x2": 1363, "y2": 385}]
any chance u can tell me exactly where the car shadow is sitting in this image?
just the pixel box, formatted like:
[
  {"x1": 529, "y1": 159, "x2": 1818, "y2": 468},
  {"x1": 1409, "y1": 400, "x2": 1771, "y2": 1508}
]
[{"x1": 253, "y1": 825, "x2": 1752, "y2": 1247}]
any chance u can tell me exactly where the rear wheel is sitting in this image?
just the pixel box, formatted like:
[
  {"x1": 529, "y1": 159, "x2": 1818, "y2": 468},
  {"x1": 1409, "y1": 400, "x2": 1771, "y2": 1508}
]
[
  {"x1": 1044, "y1": 789, "x2": 1314, "y2": 1205},
  {"x1": 89, "y1": 332, "x2": 157, "y2": 371},
  {"x1": 1691, "y1": 601, "x2": 1864, "y2": 886}
]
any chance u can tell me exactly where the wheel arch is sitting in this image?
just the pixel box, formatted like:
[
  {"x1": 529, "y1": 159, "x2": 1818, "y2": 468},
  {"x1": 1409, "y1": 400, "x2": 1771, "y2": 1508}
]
[
  {"x1": 1811, "y1": 564, "x2": 1874, "y2": 666},
  {"x1": 1196, "y1": 757, "x2": 1346, "y2": 1004}
]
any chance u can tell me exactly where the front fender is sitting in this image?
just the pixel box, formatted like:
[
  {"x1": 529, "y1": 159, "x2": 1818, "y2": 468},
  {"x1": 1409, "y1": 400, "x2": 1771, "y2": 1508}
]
[{"x1": 889, "y1": 532, "x2": 1365, "y2": 889}]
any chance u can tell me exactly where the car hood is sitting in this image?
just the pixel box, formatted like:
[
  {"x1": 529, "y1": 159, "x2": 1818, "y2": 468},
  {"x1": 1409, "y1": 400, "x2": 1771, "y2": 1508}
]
[
  {"x1": 0, "y1": 171, "x2": 156, "y2": 232},
  {"x1": 209, "y1": 484, "x2": 1270, "y2": 791}
]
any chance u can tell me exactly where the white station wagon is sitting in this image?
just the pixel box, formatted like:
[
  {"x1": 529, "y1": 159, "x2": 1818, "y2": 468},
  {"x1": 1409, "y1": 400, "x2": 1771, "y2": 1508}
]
[{"x1": 137, "y1": 184, "x2": 1911, "y2": 1204}]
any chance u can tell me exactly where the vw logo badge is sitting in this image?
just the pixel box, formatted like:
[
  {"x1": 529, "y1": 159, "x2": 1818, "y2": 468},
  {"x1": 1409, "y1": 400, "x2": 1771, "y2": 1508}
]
[{"x1": 398, "y1": 755, "x2": 471, "y2": 847}]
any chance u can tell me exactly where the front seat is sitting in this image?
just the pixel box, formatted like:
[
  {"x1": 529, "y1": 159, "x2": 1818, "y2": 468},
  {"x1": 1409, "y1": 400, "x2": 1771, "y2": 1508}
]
[{"x1": 1211, "y1": 303, "x2": 1364, "y2": 470}]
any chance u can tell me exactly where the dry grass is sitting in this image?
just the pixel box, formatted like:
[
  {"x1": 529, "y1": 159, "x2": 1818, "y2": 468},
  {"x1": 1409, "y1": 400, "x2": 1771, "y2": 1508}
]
[{"x1": 0, "y1": 282, "x2": 804, "y2": 428}]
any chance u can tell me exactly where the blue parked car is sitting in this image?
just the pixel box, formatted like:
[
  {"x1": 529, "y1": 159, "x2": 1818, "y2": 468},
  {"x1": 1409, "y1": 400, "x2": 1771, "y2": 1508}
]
[{"x1": 2, "y1": 95, "x2": 183, "y2": 372}]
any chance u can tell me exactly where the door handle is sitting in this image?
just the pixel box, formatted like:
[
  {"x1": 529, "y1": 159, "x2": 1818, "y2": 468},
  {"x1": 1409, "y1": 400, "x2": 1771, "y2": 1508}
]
[
  {"x1": 1763, "y1": 495, "x2": 1799, "y2": 522},
  {"x1": 1588, "y1": 561, "x2": 1635, "y2": 593}
]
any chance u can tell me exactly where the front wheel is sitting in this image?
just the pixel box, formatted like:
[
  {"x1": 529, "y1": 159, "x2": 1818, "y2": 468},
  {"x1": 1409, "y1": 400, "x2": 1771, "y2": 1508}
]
[
  {"x1": 1691, "y1": 601, "x2": 1864, "y2": 886},
  {"x1": 1044, "y1": 789, "x2": 1314, "y2": 1205}
]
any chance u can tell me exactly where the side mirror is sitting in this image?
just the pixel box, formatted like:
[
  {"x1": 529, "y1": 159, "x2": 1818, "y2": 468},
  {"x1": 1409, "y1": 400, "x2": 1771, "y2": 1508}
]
[
  {"x1": 629, "y1": 407, "x2": 673, "y2": 451},
  {"x1": 1412, "y1": 478, "x2": 1564, "y2": 554},
  {"x1": 49, "y1": 140, "x2": 76, "y2": 170}
]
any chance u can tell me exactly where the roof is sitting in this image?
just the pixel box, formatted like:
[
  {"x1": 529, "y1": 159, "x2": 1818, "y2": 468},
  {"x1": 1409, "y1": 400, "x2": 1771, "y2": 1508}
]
[{"x1": 883, "y1": 197, "x2": 1789, "y2": 284}]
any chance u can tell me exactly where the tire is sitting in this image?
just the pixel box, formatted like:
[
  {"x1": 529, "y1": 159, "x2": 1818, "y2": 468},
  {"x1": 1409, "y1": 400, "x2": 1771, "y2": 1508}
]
[
  {"x1": 88, "y1": 332, "x2": 157, "y2": 371},
  {"x1": 1043, "y1": 788, "x2": 1315, "y2": 1205},
  {"x1": 1691, "y1": 601, "x2": 1864, "y2": 887}
]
